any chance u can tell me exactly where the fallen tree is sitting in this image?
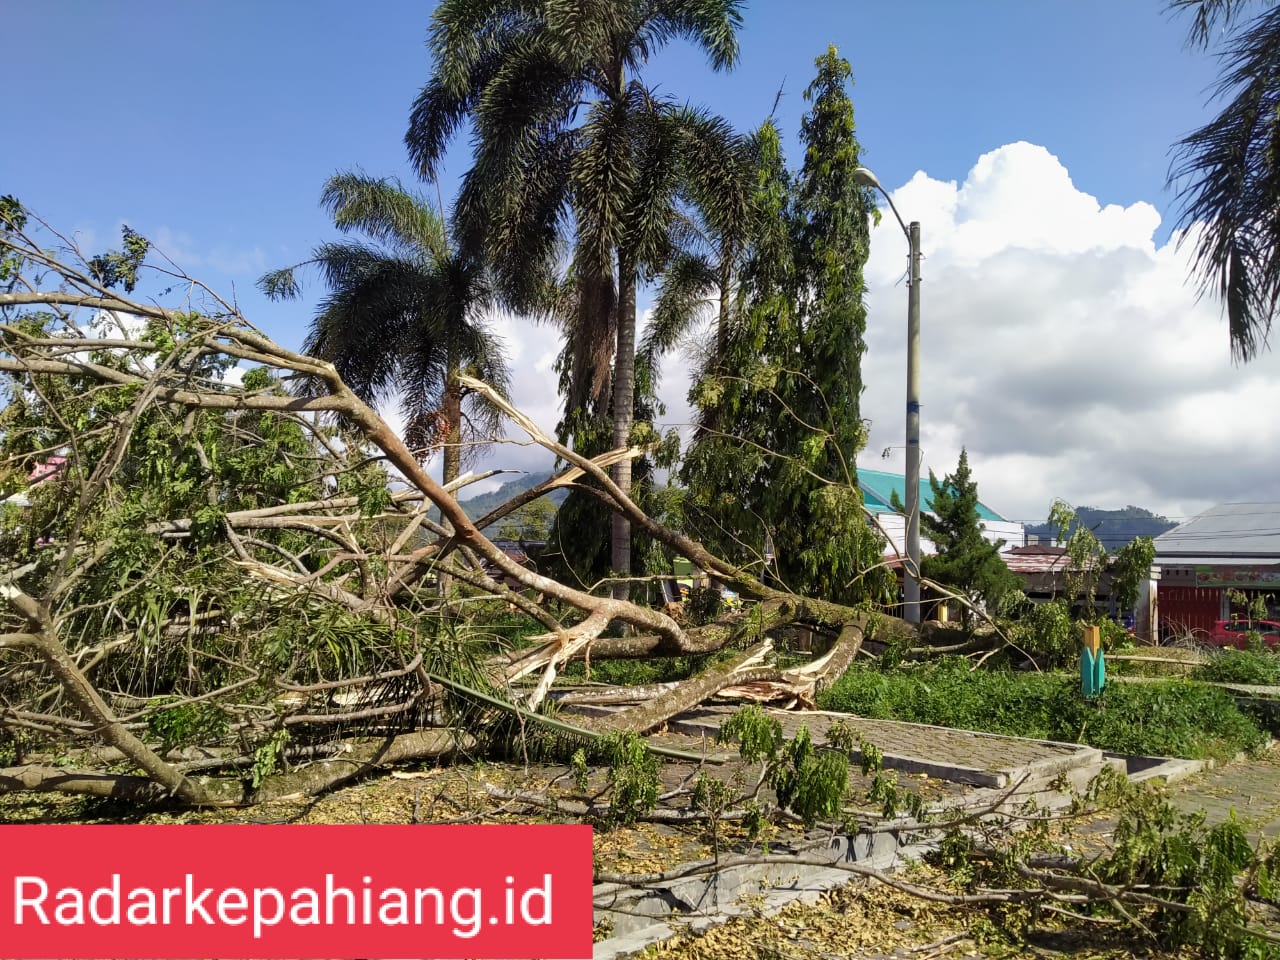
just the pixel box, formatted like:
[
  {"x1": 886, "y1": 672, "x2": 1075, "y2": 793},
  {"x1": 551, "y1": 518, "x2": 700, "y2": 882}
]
[
  {"x1": 6, "y1": 209, "x2": 1280, "y2": 960},
  {"x1": 0, "y1": 208, "x2": 905, "y2": 806}
]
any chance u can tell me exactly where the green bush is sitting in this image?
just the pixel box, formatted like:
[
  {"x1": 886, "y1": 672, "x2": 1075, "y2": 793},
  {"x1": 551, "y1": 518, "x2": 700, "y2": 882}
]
[
  {"x1": 816, "y1": 658, "x2": 1266, "y2": 760},
  {"x1": 1016, "y1": 600, "x2": 1074, "y2": 665},
  {"x1": 1192, "y1": 648, "x2": 1280, "y2": 686}
]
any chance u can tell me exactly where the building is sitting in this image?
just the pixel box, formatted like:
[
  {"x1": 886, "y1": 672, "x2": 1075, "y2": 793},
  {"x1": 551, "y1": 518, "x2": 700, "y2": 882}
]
[
  {"x1": 1154, "y1": 502, "x2": 1280, "y2": 640},
  {"x1": 857, "y1": 467, "x2": 1025, "y2": 558}
]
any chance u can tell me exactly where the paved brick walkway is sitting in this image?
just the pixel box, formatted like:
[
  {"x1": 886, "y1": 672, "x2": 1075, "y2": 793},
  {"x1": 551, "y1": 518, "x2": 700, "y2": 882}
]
[
  {"x1": 1167, "y1": 748, "x2": 1280, "y2": 839},
  {"x1": 666, "y1": 705, "x2": 1102, "y2": 789}
]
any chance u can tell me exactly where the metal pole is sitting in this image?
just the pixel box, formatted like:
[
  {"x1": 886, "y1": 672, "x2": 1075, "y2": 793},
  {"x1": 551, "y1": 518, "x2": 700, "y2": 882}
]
[{"x1": 904, "y1": 221, "x2": 922, "y2": 624}]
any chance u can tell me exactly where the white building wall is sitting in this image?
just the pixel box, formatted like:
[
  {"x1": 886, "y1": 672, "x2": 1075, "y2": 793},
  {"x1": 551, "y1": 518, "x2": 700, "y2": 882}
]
[{"x1": 872, "y1": 512, "x2": 1025, "y2": 559}]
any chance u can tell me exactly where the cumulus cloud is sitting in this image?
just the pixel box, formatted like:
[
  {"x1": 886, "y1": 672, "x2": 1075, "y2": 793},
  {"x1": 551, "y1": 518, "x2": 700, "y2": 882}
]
[{"x1": 860, "y1": 141, "x2": 1280, "y2": 525}]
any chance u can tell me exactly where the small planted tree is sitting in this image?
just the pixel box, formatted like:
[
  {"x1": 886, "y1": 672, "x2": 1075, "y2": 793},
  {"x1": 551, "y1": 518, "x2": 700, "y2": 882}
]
[{"x1": 919, "y1": 449, "x2": 1020, "y2": 629}]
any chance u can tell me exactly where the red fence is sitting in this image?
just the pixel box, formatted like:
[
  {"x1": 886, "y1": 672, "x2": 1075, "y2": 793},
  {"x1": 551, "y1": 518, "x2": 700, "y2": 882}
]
[{"x1": 1158, "y1": 585, "x2": 1221, "y2": 639}]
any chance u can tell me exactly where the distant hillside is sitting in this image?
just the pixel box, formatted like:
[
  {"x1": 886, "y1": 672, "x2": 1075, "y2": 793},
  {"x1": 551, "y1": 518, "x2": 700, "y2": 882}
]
[
  {"x1": 1024, "y1": 505, "x2": 1176, "y2": 551},
  {"x1": 458, "y1": 471, "x2": 567, "y2": 525}
]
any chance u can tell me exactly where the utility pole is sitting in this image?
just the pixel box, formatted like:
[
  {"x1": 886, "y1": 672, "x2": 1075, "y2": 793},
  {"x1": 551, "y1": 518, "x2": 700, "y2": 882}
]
[
  {"x1": 853, "y1": 167, "x2": 924, "y2": 623},
  {"x1": 904, "y1": 221, "x2": 922, "y2": 624}
]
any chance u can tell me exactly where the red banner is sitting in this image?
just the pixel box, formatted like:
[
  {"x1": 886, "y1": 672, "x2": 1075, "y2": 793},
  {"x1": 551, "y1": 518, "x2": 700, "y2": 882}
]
[{"x1": 0, "y1": 824, "x2": 593, "y2": 959}]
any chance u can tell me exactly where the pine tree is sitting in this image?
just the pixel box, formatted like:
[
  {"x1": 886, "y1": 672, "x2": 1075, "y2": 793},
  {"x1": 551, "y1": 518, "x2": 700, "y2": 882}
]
[
  {"x1": 920, "y1": 449, "x2": 1021, "y2": 628},
  {"x1": 680, "y1": 48, "x2": 888, "y2": 604}
]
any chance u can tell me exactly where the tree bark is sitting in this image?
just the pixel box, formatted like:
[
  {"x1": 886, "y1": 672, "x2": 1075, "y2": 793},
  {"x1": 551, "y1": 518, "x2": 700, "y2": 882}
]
[
  {"x1": 441, "y1": 374, "x2": 463, "y2": 486},
  {"x1": 0, "y1": 730, "x2": 474, "y2": 805},
  {"x1": 585, "y1": 642, "x2": 774, "y2": 734}
]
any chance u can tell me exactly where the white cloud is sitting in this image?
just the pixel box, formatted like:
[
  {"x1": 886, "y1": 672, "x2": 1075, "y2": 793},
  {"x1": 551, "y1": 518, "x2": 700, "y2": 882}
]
[
  {"x1": 861, "y1": 141, "x2": 1280, "y2": 525},
  {"x1": 149, "y1": 226, "x2": 267, "y2": 276}
]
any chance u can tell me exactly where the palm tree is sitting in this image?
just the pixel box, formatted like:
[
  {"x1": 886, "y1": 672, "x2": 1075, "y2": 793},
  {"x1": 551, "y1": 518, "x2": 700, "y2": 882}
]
[
  {"x1": 259, "y1": 173, "x2": 510, "y2": 485},
  {"x1": 1170, "y1": 0, "x2": 1280, "y2": 361},
  {"x1": 639, "y1": 118, "x2": 766, "y2": 387},
  {"x1": 406, "y1": 0, "x2": 744, "y2": 595}
]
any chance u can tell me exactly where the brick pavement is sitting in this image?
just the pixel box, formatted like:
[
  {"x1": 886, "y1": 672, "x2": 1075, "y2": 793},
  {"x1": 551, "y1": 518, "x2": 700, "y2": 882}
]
[
  {"x1": 666, "y1": 705, "x2": 1101, "y2": 788},
  {"x1": 1166, "y1": 747, "x2": 1280, "y2": 839}
]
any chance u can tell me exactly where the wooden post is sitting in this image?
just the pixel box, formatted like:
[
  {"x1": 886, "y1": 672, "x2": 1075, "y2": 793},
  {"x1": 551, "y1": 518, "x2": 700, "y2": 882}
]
[
  {"x1": 1082, "y1": 624, "x2": 1101, "y2": 656},
  {"x1": 1080, "y1": 624, "x2": 1104, "y2": 698}
]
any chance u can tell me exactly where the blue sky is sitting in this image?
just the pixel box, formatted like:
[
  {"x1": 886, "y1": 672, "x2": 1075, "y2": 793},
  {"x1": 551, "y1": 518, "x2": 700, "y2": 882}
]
[
  {"x1": 9, "y1": 2, "x2": 1269, "y2": 522},
  {"x1": 8, "y1": 2, "x2": 1215, "y2": 340}
]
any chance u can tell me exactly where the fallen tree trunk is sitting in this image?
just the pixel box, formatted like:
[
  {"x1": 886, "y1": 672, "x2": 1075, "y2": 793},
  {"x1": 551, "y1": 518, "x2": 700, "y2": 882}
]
[
  {"x1": 0, "y1": 730, "x2": 476, "y2": 806},
  {"x1": 583, "y1": 642, "x2": 777, "y2": 734}
]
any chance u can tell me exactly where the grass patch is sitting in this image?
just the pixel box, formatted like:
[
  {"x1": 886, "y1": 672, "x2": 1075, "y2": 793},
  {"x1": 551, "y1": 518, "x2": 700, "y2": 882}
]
[
  {"x1": 1191, "y1": 648, "x2": 1280, "y2": 686},
  {"x1": 817, "y1": 658, "x2": 1267, "y2": 760}
]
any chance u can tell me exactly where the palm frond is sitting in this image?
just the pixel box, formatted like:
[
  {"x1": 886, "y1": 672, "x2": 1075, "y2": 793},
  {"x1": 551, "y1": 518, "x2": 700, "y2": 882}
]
[
  {"x1": 320, "y1": 173, "x2": 447, "y2": 261},
  {"x1": 571, "y1": 96, "x2": 636, "y2": 270},
  {"x1": 671, "y1": 103, "x2": 754, "y2": 248},
  {"x1": 626, "y1": 89, "x2": 685, "y2": 271},
  {"x1": 409, "y1": 4, "x2": 536, "y2": 179},
  {"x1": 1170, "y1": 3, "x2": 1280, "y2": 360},
  {"x1": 644, "y1": 0, "x2": 745, "y2": 71},
  {"x1": 1169, "y1": 0, "x2": 1257, "y2": 48},
  {"x1": 640, "y1": 250, "x2": 717, "y2": 377},
  {"x1": 257, "y1": 266, "x2": 303, "y2": 301}
]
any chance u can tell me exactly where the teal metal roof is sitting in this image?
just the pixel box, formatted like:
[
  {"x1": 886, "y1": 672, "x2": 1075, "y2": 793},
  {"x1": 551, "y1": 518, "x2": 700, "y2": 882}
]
[{"x1": 857, "y1": 467, "x2": 1007, "y2": 522}]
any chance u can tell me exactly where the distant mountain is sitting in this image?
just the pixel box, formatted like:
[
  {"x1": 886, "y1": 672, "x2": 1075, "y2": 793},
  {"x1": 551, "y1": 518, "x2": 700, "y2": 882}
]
[
  {"x1": 458, "y1": 471, "x2": 567, "y2": 525},
  {"x1": 1024, "y1": 505, "x2": 1176, "y2": 551}
]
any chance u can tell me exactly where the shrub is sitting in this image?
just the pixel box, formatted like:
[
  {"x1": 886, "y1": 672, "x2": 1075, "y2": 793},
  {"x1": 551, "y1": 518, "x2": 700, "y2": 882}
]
[
  {"x1": 1016, "y1": 600, "x2": 1074, "y2": 665},
  {"x1": 1193, "y1": 648, "x2": 1280, "y2": 686},
  {"x1": 816, "y1": 659, "x2": 1266, "y2": 760}
]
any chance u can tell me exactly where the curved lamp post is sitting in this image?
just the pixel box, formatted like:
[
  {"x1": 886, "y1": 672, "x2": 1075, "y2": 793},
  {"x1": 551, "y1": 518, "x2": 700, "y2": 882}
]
[{"x1": 854, "y1": 166, "x2": 923, "y2": 624}]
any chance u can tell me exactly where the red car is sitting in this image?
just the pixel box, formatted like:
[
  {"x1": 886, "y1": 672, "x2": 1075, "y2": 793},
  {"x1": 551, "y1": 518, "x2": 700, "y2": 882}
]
[{"x1": 1209, "y1": 619, "x2": 1280, "y2": 648}]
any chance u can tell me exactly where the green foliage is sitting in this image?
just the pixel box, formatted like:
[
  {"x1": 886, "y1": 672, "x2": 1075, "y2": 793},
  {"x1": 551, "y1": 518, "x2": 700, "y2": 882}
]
[
  {"x1": 603, "y1": 732, "x2": 661, "y2": 827},
  {"x1": 719, "y1": 704, "x2": 784, "y2": 763},
  {"x1": 571, "y1": 748, "x2": 590, "y2": 793},
  {"x1": 0, "y1": 195, "x2": 27, "y2": 282},
  {"x1": 946, "y1": 764, "x2": 1280, "y2": 957},
  {"x1": 1017, "y1": 599, "x2": 1075, "y2": 665},
  {"x1": 0, "y1": 194, "x2": 25, "y2": 231},
  {"x1": 857, "y1": 734, "x2": 928, "y2": 821},
  {"x1": 681, "y1": 50, "x2": 889, "y2": 605},
  {"x1": 145, "y1": 701, "x2": 229, "y2": 753},
  {"x1": 1111, "y1": 535, "x2": 1156, "y2": 613},
  {"x1": 920, "y1": 448, "x2": 1022, "y2": 628},
  {"x1": 1194, "y1": 648, "x2": 1280, "y2": 686},
  {"x1": 251, "y1": 729, "x2": 291, "y2": 790},
  {"x1": 88, "y1": 226, "x2": 149, "y2": 293},
  {"x1": 768, "y1": 725, "x2": 849, "y2": 828},
  {"x1": 1049, "y1": 498, "x2": 1108, "y2": 616},
  {"x1": 818, "y1": 659, "x2": 1267, "y2": 760},
  {"x1": 718, "y1": 706, "x2": 848, "y2": 828},
  {"x1": 1229, "y1": 588, "x2": 1271, "y2": 624}
]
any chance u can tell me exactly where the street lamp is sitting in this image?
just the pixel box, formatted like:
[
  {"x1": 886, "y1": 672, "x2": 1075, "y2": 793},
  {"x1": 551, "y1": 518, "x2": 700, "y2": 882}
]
[{"x1": 854, "y1": 166, "x2": 923, "y2": 625}]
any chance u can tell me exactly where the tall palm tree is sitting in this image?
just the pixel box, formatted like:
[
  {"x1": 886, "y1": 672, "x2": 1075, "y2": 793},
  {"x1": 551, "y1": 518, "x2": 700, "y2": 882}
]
[
  {"x1": 1170, "y1": 0, "x2": 1280, "y2": 361},
  {"x1": 259, "y1": 173, "x2": 510, "y2": 485},
  {"x1": 406, "y1": 0, "x2": 744, "y2": 596}
]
